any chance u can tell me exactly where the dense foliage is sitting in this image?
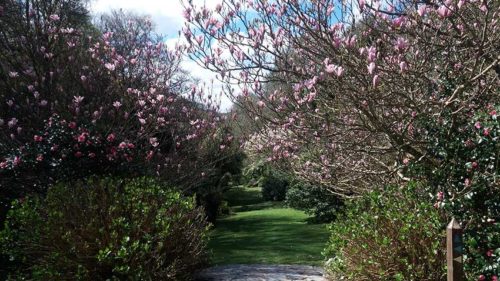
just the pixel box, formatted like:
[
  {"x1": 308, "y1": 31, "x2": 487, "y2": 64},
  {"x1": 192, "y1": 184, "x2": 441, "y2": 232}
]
[
  {"x1": 261, "y1": 172, "x2": 289, "y2": 201},
  {"x1": 0, "y1": 177, "x2": 209, "y2": 280},
  {"x1": 184, "y1": 0, "x2": 499, "y2": 277},
  {"x1": 285, "y1": 181, "x2": 342, "y2": 223},
  {"x1": 411, "y1": 105, "x2": 500, "y2": 278},
  {"x1": 324, "y1": 183, "x2": 446, "y2": 280},
  {"x1": 0, "y1": 1, "x2": 227, "y2": 218}
]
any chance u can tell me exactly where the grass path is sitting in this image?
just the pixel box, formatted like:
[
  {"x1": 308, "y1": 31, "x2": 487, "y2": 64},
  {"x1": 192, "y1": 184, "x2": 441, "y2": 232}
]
[{"x1": 208, "y1": 186, "x2": 329, "y2": 266}]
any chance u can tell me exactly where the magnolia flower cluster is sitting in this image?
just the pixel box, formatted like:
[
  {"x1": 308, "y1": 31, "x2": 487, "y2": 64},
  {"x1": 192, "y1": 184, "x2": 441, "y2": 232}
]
[
  {"x1": 0, "y1": 5, "x2": 226, "y2": 191},
  {"x1": 183, "y1": 0, "x2": 499, "y2": 192}
]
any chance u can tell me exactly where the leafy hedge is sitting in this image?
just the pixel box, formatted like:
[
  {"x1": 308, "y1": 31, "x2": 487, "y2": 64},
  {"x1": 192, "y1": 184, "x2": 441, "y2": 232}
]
[
  {"x1": 0, "y1": 177, "x2": 209, "y2": 280},
  {"x1": 261, "y1": 172, "x2": 290, "y2": 201},
  {"x1": 285, "y1": 181, "x2": 342, "y2": 222},
  {"x1": 324, "y1": 183, "x2": 446, "y2": 281}
]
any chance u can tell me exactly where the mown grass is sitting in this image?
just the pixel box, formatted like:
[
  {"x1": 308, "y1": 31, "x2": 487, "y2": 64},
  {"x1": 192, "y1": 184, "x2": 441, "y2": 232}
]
[{"x1": 208, "y1": 186, "x2": 329, "y2": 265}]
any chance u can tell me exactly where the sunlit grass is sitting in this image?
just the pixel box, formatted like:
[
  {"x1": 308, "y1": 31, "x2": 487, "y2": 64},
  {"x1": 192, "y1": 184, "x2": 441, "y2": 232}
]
[{"x1": 208, "y1": 186, "x2": 329, "y2": 265}]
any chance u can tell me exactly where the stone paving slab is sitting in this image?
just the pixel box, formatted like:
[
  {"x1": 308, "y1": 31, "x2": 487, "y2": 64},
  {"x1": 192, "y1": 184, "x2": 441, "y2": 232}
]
[{"x1": 195, "y1": 264, "x2": 327, "y2": 281}]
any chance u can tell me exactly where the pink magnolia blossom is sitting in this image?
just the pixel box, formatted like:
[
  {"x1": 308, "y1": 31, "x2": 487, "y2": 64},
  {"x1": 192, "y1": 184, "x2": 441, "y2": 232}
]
[
  {"x1": 118, "y1": 142, "x2": 128, "y2": 149},
  {"x1": 195, "y1": 35, "x2": 204, "y2": 45},
  {"x1": 325, "y1": 64, "x2": 336, "y2": 73},
  {"x1": 49, "y1": 14, "x2": 60, "y2": 21},
  {"x1": 367, "y1": 46, "x2": 377, "y2": 62},
  {"x1": 437, "y1": 191, "x2": 444, "y2": 201},
  {"x1": 418, "y1": 5, "x2": 428, "y2": 17},
  {"x1": 358, "y1": 0, "x2": 366, "y2": 11},
  {"x1": 13, "y1": 156, "x2": 21, "y2": 166},
  {"x1": 372, "y1": 75, "x2": 380, "y2": 88},
  {"x1": 104, "y1": 63, "x2": 116, "y2": 71},
  {"x1": 8, "y1": 118, "x2": 18, "y2": 128},
  {"x1": 146, "y1": 150, "x2": 154, "y2": 161},
  {"x1": 335, "y1": 66, "x2": 344, "y2": 77},
  {"x1": 367, "y1": 62, "x2": 376, "y2": 75},
  {"x1": 483, "y1": 128, "x2": 490, "y2": 136},
  {"x1": 77, "y1": 133, "x2": 86, "y2": 143},
  {"x1": 464, "y1": 178, "x2": 471, "y2": 187},
  {"x1": 399, "y1": 61, "x2": 408, "y2": 73},
  {"x1": 392, "y1": 16, "x2": 405, "y2": 28},
  {"x1": 149, "y1": 137, "x2": 159, "y2": 147},
  {"x1": 107, "y1": 133, "x2": 116, "y2": 142},
  {"x1": 73, "y1": 96, "x2": 84, "y2": 104},
  {"x1": 394, "y1": 37, "x2": 408, "y2": 52},
  {"x1": 437, "y1": 5, "x2": 452, "y2": 18}
]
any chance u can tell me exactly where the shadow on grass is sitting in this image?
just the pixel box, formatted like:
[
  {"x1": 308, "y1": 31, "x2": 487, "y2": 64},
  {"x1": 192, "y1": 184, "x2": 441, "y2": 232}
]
[{"x1": 223, "y1": 186, "x2": 264, "y2": 207}]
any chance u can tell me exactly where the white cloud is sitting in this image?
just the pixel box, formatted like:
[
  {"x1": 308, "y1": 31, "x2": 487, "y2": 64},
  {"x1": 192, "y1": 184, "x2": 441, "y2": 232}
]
[
  {"x1": 90, "y1": 0, "x2": 222, "y2": 37},
  {"x1": 89, "y1": 0, "x2": 234, "y2": 111}
]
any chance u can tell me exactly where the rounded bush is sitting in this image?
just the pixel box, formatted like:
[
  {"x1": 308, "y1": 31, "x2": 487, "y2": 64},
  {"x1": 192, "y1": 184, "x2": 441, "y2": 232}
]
[
  {"x1": 285, "y1": 181, "x2": 343, "y2": 222},
  {"x1": 0, "y1": 177, "x2": 209, "y2": 280},
  {"x1": 324, "y1": 183, "x2": 446, "y2": 281},
  {"x1": 261, "y1": 173, "x2": 289, "y2": 201}
]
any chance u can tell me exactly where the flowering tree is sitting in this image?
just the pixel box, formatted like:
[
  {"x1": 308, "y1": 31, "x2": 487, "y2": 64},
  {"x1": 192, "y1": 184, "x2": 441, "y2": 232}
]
[
  {"x1": 183, "y1": 0, "x2": 499, "y2": 277},
  {"x1": 0, "y1": 1, "x2": 228, "y2": 208}
]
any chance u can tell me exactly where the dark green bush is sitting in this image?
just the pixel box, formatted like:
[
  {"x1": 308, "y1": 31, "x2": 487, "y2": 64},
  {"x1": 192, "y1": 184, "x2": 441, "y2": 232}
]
[
  {"x1": 261, "y1": 172, "x2": 289, "y2": 201},
  {"x1": 285, "y1": 181, "x2": 343, "y2": 222},
  {"x1": 410, "y1": 105, "x2": 500, "y2": 279},
  {"x1": 0, "y1": 177, "x2": 209, "y2": 280},
  {"x1": 324, "y1": 183, "x2": 446, "y2": 281}
]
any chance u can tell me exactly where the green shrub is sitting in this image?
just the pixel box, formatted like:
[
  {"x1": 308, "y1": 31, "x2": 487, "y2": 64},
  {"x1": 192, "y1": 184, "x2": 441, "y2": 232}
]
[
  {"x1": 285, "y1": 181, "x2": 342, "y2": 223},
  {"x1": 0, "y1": 177, "x2": 209, "y2": 280},
  {"x1": 217, "y1": 200, "x2": 232, "y2": 217},
  {"x1": 261, "y1": 172, "x2": 289, "y2": 201},
  {"x1": 410, "y1": 105, "x2": 500, "y2": 279},
  {"x1": 324, "y1": 183, "x2": 446, "y2": 281}
]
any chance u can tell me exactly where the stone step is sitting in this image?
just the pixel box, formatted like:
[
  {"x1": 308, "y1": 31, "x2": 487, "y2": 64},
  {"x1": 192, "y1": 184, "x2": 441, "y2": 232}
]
[{"x1": 196, "y1": 264, "x2": 327, "y2": 281}]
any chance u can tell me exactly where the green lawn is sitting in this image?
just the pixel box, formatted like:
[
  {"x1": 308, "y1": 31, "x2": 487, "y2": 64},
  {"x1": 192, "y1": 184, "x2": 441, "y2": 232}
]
[{"x1": 208, "y1": 186, "x2": 329, "y2": 265}]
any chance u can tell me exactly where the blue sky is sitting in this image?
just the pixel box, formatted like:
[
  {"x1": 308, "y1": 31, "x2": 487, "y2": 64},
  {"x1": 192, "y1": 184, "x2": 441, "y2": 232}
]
[{"x1": 90, "y1": 0, "x2": 233, "y2": 111}]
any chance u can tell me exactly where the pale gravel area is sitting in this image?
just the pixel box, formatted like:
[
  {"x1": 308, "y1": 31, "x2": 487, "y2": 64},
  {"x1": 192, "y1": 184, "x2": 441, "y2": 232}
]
[{"x1": 195, "y1": 264, "x2": 328, "y2": 281}]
